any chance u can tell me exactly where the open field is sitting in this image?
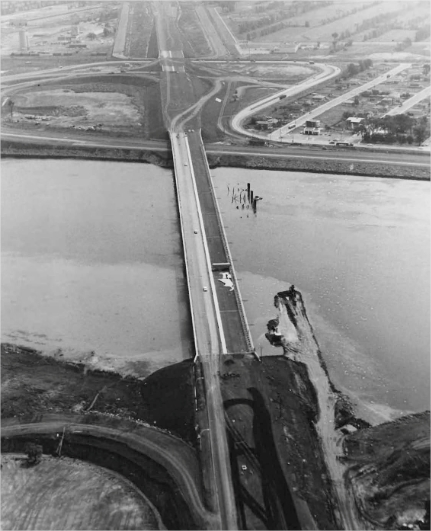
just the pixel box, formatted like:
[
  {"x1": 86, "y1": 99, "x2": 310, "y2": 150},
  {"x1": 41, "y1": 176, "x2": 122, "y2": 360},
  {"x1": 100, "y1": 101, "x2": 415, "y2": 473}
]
[
  {"x1": 127, "y1": 2, "x2": 154, "y2": 59},
  {"x1": 1, "y1": 454, "x2": 163, "y2": 530},
  {"x1": 12, "y1": 88, "x2": 141, "y2": 130},
  {"x1": 3, "y1": 75, "x2": 166, "y2": 139},
  {"x1": 253, "y1": 2, "x2": 409, "y2": 43},
  {"x1": 178, "y1": 4, "x2": 211, "y2": 58}
]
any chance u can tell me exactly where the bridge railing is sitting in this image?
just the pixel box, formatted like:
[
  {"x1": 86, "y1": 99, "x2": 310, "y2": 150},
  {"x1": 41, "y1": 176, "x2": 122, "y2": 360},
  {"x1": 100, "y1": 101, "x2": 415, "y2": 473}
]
[{"x1": 198, "y1": 139, "x2": 255, "y2": 353}]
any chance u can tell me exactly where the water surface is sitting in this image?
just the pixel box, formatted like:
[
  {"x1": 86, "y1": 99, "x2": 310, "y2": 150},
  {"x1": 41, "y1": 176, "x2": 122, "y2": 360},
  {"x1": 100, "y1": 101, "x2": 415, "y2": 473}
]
[
  {"x1": 1, "y1": 159, "x2": 192, "y2": 376},
  {"x1": 214, "y1": 169, "x2": 429, "y2": 420}
]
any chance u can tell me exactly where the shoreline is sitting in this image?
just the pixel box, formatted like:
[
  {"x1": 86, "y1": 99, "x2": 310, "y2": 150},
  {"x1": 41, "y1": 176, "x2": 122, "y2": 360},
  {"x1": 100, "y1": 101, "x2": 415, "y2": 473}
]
[{"x1": 2, "y1": 140, "x2": 429, "y2": 180}]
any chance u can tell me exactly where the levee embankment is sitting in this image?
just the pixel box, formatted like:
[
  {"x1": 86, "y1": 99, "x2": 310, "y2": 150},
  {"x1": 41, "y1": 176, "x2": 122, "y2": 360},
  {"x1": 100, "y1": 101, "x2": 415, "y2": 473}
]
[{"x1": 2, "y1": 139, "x2": 428, "y2": 180}]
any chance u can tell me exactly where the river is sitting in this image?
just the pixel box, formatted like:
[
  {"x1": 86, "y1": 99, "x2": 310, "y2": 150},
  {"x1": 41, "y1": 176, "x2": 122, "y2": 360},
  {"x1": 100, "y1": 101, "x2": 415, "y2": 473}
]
[
  {"x1": 213, "y1": 168, "x2": 429, "y2": 423},
  {"x1": 2, "y1": 159, "x2": 429, "y2": 421},
  {"x1": 1, "y1": 159, "x2": 192, "y2": 377}
]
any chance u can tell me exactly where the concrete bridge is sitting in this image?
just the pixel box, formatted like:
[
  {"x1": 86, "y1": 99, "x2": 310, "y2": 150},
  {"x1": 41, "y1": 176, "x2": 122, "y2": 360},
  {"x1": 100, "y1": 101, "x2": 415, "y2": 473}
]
[
  {"x1": 170, "y1": 128, "x2": 255, "y2": 530},
  {"x1": 154, "y1": 3, "x2": 256, "y2": 527}
]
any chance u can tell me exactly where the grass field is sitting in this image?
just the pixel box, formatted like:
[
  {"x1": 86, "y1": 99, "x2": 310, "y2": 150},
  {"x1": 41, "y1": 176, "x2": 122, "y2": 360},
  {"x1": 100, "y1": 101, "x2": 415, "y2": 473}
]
[
  {"x1": 178, "y1": 5, "x2": 212, "y2": 58},
  {"x1": 1, "y1": 455, "x2": 163, "y2": 530}
]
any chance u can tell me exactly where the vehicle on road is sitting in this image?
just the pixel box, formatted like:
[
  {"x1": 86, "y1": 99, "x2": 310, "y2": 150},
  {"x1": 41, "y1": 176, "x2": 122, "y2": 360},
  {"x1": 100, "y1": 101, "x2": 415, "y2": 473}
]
[
  {"x1": 203, "y1": 287, "x2": 208, "y2": 292},
  {"x1": 194, "y1": 230, "x2": 198, "y2": 234}
]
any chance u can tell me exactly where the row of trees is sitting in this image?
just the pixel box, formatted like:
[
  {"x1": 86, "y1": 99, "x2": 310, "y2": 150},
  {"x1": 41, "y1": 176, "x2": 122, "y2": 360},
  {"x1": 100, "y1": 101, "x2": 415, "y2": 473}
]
[
  {"x1": 356, "y1": 115, "x2": 429, "y2": 145},
  {"x1": 395, "y1": 37, "x2": 413, "y2": 52},
  {"x1": 239, "y1": 0, "x2": 331, "y2": 35},
  {"x1": 343, "y1": 59, "x2": 373, "y2": 78},
  {"x1": 317, "y1": 1, "x2": 379, "y2": 28}
]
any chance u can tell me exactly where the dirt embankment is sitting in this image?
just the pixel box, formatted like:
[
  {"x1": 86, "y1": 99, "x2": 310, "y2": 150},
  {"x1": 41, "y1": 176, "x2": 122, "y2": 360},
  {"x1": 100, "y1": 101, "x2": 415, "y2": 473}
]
[
  {"x1": 1, "y1": 344, "x2": 195, "y2": 443},
  {"x1": 1, "y1": 140, "x2": 172, "y2": 165},
  {"x1": 207, "y1": 153, "x2": 430, "y2": 181},
  {"x1": 219, "y1": 351, "x2": 339, "y2": 530},
  {"x1": 264, "y1": 289, "x2": 430, "y2": 530},
  {"x1": 343, "y1": 411, "x2": 430, "y2": 530}
]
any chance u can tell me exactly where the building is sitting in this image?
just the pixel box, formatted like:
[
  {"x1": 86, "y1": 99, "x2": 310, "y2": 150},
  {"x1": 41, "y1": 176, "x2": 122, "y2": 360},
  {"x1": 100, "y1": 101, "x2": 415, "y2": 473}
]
[
  {"x1": 311, "y1": 94, "x2": 326, "y2": 102},
  {"x1": 346, "y1": 117, "x2": 364, "y2": 129},
  {"x1": 19, "y1": 30, "x2": 29, "y2": 50},
  {"x1": 303, "y1": 119, "x2": 321, "y2": 135}
]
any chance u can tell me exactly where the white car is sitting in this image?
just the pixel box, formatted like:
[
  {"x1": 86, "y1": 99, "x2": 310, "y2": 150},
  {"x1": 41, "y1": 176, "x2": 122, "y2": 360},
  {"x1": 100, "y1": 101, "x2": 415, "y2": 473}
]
[{"x1": 203, "y1": 287, "x2": 208, "y2": 292}]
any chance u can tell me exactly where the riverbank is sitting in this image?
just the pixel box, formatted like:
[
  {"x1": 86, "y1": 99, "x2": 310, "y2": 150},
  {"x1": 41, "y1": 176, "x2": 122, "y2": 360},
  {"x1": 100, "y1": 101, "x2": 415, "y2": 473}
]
[
  {"x1": 2, "y1": 139, "x2": 429, "y2": 180},
  {"x1": 268, "y1": 289, "x2": 430, "y2": 530},
  {"x1": 1, "y1": 344, "x2": 196, "y2": 444}
]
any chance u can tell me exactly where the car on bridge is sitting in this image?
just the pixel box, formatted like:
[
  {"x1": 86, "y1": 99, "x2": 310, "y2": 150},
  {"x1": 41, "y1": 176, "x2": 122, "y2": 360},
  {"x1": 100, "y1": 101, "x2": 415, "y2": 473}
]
[{"x1": 203, "y1": 286, "x2": 208, "y2": 292}]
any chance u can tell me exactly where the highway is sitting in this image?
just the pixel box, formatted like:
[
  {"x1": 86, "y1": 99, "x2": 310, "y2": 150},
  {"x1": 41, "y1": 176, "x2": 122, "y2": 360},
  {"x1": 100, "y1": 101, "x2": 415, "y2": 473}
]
[
  {"x1": 2, "y1": 128, "x2": 429, "y2": 169},
  {"x1": 231, "y1": 61, "x2": 341, "y2": 140},
  {"x1": 155, "y1": 3, "x2": 239, "y2": 528},
  {"x1": 195, "y1": 5, "x2": 229, "y2": 58},
  {"x1": 171, "y1": 131, "x2": 237, "y2": 530}
]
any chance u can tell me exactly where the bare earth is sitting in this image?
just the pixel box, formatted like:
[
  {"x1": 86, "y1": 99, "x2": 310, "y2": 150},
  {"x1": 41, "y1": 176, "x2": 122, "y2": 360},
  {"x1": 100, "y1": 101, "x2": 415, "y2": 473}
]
[{"x1": 1, "y1": 454, "x2": 164, "y2": 530}]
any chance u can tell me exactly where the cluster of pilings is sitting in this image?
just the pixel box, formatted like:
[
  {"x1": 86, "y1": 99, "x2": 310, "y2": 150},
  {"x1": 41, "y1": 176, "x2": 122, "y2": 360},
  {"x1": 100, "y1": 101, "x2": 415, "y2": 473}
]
[{"x1": 230, "y1": 182, "x2": 262, "y2": 213}]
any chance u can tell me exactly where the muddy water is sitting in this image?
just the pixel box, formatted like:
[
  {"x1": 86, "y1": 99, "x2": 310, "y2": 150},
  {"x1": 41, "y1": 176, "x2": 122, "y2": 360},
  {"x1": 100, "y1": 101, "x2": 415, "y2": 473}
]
[
  {"x1": 1, "y1": 159, "x2": 192, "y2": 376},
  {"x1": 213, "y1": 169, "x2": 430, "y2": 422}
]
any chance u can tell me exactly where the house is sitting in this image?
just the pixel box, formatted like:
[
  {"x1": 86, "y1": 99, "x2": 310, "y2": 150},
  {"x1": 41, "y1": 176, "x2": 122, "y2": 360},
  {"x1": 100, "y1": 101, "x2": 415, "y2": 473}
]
[
  {"x1": 346, "y1": 117, "x2": 364, "y2": 129},
  {"x1": 311, "y1": 94, "x2": 326, "y2": 102}
]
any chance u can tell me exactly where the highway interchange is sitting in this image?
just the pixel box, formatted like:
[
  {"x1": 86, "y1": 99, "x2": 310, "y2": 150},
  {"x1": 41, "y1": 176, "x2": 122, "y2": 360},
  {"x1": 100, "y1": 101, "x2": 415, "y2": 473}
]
[{"x1": 1, "y1": 5, "x2": 430, "y2": 530}]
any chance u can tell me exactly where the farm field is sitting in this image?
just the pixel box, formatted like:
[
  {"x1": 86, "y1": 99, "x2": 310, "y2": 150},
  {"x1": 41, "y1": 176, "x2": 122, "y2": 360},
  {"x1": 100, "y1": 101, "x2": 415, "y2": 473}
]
[
  {"x1": 224, "y1": 1, "x2": 371, "y2": 36},
  {"x1": 253, "y1": 1, "x2": 409, "y2": 43},
  {"x1": 1, "y1": 454, "x2": 163, "y2": 530}
]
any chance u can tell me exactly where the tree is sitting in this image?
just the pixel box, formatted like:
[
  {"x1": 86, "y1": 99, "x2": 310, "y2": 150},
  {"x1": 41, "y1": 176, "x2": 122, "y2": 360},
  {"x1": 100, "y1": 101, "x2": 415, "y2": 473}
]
[
  {"x1": 354, "y1": 96, "x2": 360, "y2": 106},
  {"x1": 423, "y1": 64, "x2": 430, "y2": 76},
  {"x1": 24, "y1": 442, "x2": 43, "y2": 465},
  {"x1": 6, "y1": 98, "x2": 14, "y2": 118},
  {"x1": 413, "y1": 117, "x2": 429, "y2": 145},
  {"x1": 87, "y1": 32, "x2": 97, "y2": 40}
]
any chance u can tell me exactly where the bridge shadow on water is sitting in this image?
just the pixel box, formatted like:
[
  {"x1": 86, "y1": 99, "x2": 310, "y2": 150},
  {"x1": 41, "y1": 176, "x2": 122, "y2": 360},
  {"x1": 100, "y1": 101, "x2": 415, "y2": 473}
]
[{"x1": 225, "y1": 389, "x2": 301, "y2": 530}]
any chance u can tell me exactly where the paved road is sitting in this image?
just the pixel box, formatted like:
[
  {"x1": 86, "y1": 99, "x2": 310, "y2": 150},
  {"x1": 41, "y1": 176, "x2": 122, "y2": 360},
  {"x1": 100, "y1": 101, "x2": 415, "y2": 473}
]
[
  {"x1": 2, "y1": 417, "x2": 216, "y2": 529},
  {"x1": 268, "y1": 63, "x2": 412, "y2": 141},
  {"x1": 2, "y1": 128, "x2": 429, "y2": 169},
  {"x1": 385, "y1": 85, "x2": 431, "y2": 116},
  {"x1": 231, "y1": 61, "x2": 341, "y2": 139},
  {"x1": 155, "y1": 3, "x2": 239, "y2": 527},
  {"x1": 171, "y1": 132, "x2": 237, "y2": 530},
  {"x1": 195, "y1": 5, "x2": 228, "y2": 58}
]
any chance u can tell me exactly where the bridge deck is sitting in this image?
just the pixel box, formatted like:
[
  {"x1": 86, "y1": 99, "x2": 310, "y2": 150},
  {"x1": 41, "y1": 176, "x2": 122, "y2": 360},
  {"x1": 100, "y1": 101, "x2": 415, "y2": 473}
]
[{"x1": 186, "y1": 131, "x2": 252, "y2": 354}]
